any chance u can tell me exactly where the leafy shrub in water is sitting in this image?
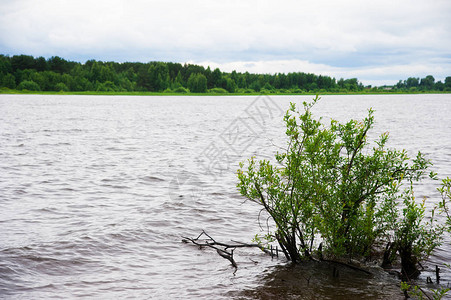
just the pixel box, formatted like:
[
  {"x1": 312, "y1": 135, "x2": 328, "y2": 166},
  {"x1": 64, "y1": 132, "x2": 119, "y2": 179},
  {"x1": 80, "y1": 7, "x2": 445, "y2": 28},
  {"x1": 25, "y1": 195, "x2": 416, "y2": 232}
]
[
  {"x1": 237, "y1": 96, "x2": 442, "y2": 278},
  {"x1": 438, "y1": 177, "x2": 451, "y2": 232}
]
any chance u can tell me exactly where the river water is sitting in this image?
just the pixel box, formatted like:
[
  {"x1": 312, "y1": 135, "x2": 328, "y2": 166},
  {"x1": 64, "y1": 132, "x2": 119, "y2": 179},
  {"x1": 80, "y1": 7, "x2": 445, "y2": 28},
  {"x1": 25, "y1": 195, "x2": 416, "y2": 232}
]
[{"x1": 0, "y1": 94, "x2": 450, "y2": 299}]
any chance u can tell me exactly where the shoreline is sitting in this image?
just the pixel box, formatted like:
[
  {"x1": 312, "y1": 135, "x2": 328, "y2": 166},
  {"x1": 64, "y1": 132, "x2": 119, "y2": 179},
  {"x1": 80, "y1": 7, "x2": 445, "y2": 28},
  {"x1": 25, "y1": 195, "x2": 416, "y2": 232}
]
[{"x1": 1, "y1": 89, "x2": 450, "y2": 97}]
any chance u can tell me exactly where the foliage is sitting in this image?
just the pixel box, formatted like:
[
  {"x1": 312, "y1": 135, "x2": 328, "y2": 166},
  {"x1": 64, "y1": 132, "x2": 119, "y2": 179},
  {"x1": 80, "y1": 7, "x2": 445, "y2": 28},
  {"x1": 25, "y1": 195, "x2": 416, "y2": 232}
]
[
  {"x1": 0, "y1": 54, "x2": 449, "y2": 93},
  {"x1": 55, "y1": 82, "x2": 69, "y2": 92},
  {"x1": 237, "y1": 88, "x2": 255, "y2": 94},
  {"x1": 209, "y1": 87, "x2": 228, "y2": 94},
  {"x1": 187, "y1": 73, "x2": 207, "y2": 93},
  {"x1": 17, "y1": 80, "x2": 41, "y2": 91},
  {"x1": 173, "y1": 86, "x2": 190, "y2": 93},
  {"x1": 401, "y1": 281, "x2": 450, "y2": 300},
  {"x1": 394, "y1": 187, "x2": 443, "y2": 278},
  {"x1": 399, "y1": 179, "x2": 451, "y2": 300},
  {"x1": 438, "y1": 177, "x2": 451, "y2": 232},
  {"x1": 1, "y1": 73, "x2": 16, "y2": 89},
  {"x1": 237, "y1": 96, "x2": 441, "y2": 276},
  {"x1": 96, "y1": 81, "x2": 118, "y2": 92}
]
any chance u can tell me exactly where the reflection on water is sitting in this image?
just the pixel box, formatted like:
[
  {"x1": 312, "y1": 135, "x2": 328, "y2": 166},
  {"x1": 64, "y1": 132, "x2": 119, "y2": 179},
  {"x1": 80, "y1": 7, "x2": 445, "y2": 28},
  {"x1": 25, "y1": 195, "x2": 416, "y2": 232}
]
[
  {"x1": 0, "y1": 94, "x2": 450, "y2": 299},
  {"x1": 235, "y1": 262, "x2": 404, "y2": 299}
]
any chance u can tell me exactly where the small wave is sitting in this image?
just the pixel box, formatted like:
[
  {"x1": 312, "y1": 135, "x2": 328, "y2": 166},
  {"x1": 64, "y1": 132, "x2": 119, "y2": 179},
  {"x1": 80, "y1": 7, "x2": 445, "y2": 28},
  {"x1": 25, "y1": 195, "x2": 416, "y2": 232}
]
[
  {"x1": 100, "y1": 178, "x2": 114, "y2": 182},
  {"x1": 32, "y1": 207, "x2": 65, "y2": 215},
  {"x1": 14, "y1": 189, "x2": 27, "y2": 195},
  {"x1": 1, "y1": 246, "x2": 33, "y2": 253},
  {"x1": 101, "y1": 184, "x2": 129, "y2": 189},
  {"x1": 210, "y1": 192, "x2": 224, "y2": 196},
  {"x1": 59, "y1": 187, "x2": 76, "y2": 191},
  {"x1": 141, "y1": 176, "x2": 165, "y2": 182}
]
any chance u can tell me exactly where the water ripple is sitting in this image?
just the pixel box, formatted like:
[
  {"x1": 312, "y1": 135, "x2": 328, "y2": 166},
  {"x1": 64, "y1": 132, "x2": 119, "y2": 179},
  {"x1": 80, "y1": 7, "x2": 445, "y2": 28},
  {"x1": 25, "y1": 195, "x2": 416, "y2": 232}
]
[{"x1": 0, "y1": 94, "x2": 450, "y2": 299}]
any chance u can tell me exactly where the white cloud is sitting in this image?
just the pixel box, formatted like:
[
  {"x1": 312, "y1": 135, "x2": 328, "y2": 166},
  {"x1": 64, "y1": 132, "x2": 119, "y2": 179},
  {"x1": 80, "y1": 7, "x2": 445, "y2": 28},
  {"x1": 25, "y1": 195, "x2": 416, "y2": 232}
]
[{"x1": 0, "y1": 0, "x2": 450, "y2": 84}]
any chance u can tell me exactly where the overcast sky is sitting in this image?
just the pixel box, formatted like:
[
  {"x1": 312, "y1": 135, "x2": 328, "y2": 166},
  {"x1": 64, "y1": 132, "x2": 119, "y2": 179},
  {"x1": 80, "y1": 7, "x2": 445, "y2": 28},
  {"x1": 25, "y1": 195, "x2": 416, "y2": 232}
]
[{"x1": 1, "y1": 0, "x2": 450, "y2": 86}]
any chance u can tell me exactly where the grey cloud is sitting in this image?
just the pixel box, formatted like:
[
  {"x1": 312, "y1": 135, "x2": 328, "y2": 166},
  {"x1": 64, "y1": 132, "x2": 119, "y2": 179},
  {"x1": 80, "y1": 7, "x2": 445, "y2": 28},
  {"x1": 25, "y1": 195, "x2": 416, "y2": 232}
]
[{"x1": 0, "y1": 0, "x2": 449, "y2": 84}]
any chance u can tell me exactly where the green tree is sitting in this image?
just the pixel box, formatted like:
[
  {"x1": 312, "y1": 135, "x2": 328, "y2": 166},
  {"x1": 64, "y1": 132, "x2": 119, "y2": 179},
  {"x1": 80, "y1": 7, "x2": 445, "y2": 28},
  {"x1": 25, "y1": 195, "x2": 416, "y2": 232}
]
[
  {"x1": 89, "y1": 61, "x2": 103, "y2": 82},
  {"x1": 396, "y1": 80, "x2": 406, "y2": 90},
  {"x1": 237, "y1": 96, "x2": 441, "y2": 278},
  {"x1": 211, "y1": 68, "x2": 223, "y2": 88},
  {"x1": 172, "y1": 71, "x2": 184, "y2": 89},
  {"x1": 249, "y1": 81, "x2": 261, "y2": 92},
  {"x1": 61, "y1": 74, "x2": 75, "y2": 91},
  {"x1": 205, "y1": 66, "x2": 213, "y2": 89},
  {"x1": 420, "y1": 75, "x2": 435, "y2": 90},
  {"x1": 73, "y1": 76, "x2": 92, "y2": 91},
  {"x1": 123, "y1": 67, "x2": 137, "y2": 83},
  {"x1": 184, "y1": 63, "x2": 205, "y2": 82},
  {"x1": 0, "y1": 55, "x2": 12, "y2": 74},
  {"x1": 11, "y1": 55, "x2": 36, "y2": 72},
  {"x1": 187, "y1": 73, "x2": 207, "y2": 93},
  {"x1": 2, "y1": 73, "x2": 16, "y2": 89},
  {"x1": 406, "y1": 77, "x2": 419, "y2": 89},
  {"x1": 117, "y1": 74, "x2": 135, "y2": 91},
  {"x1": 40, "y1": 71, "x2": 62, "y2": 91},
  {"x1": 48, "y1": 56, "x2": 73, "y2": 74},
  {"x1": 35, "y1": 56, "x2": 47, "y2": 71},
  {"x1": 99, "y1": 64, "x2": 116, "y2": 83},
  {"x1": 225, "y1": 77, "x2": 237, "y2": 93},
  {"x1": 148, "y1": 62, "x2": 170, "y2": 91},
  {"x1": 434, "y1": 81, "x2": 445, "y2": 91},
  {"x1": 136, "y1": 64, "x2": 152, "y2": 91},
  {"x1": 445, "y1": 77, "x2": 451, "y2": 91},
  {"x1": 96, "y1": 80, "x2": 118, "y2": 92}
]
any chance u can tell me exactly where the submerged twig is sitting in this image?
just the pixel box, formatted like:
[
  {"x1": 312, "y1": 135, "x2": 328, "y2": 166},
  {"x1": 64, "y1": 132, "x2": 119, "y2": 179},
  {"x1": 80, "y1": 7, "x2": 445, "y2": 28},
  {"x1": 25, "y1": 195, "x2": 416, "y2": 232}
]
[{"x1": 182, "y1": 230, "x2": 278, "y2": 270}]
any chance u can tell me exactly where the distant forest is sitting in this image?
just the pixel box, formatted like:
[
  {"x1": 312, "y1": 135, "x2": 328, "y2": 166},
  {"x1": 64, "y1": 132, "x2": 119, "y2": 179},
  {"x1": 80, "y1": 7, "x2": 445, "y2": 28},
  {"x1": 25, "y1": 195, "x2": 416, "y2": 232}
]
[{"x1": 1, "y1": 54, "x2": 450, "y2": 93}]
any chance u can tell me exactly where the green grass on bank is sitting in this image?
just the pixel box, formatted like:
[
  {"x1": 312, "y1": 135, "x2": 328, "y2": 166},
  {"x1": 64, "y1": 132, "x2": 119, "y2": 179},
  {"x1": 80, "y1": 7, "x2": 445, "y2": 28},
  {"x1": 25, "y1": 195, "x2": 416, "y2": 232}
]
[{"x1": 1, "y1": 87, "x2": 450, "y2": 96}]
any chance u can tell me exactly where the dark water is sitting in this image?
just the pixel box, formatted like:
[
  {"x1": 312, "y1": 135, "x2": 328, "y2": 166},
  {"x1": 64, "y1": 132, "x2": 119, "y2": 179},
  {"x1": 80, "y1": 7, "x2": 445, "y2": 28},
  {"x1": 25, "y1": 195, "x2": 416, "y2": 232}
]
[{"x1": 0, "y1": 94, "x2": 450, "y2": 299}]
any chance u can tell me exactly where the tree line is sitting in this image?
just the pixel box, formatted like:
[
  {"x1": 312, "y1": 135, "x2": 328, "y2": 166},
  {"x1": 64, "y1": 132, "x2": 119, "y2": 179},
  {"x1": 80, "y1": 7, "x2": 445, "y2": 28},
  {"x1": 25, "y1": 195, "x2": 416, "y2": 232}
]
[{"x1": 1, "y1": 54, "x2": 450, "y2": 93}]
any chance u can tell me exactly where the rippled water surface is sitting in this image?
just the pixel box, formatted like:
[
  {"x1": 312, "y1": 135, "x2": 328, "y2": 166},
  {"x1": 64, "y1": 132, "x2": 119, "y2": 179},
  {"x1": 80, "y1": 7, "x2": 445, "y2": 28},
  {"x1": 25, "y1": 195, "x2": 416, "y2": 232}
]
[{"x1": 1, "y1": 94, "x2": 450, "y2": 299}]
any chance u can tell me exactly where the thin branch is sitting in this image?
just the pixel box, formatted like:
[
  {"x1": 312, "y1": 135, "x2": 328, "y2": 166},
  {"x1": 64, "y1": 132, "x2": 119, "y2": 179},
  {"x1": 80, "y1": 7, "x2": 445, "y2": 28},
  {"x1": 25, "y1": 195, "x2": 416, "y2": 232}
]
[{"x1": 182, "y1": 230, "x2": 279, "y2": 270}]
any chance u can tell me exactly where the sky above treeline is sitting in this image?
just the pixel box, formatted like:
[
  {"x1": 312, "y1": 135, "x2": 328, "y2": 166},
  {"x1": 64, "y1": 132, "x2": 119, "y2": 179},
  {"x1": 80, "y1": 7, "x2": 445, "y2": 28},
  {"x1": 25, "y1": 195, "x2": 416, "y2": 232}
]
[{"x1": 0, "y1": 0, "x2": 450, "y2": 86}]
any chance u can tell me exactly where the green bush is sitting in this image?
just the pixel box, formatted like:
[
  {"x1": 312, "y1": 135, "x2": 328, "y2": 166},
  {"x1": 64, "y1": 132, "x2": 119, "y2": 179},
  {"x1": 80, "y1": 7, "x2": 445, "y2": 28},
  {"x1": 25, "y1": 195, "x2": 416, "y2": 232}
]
[
  {"x1": 96, "y1": 81, "x2": 118, "y2": 92},
  {"x1": 259, "y1": 88, "x2": 273, "y2": 94},
  {"x1": 237, "y1": 96, "x2": 441, "y2": 277},
  {"x1": 55, "y1": 82, "x2": 69, "y2": 92},
  {"x1": 208, "y1": 87, "x2": 228, "y2": 94},
  {"x1": 173, "y1": 86, "x2": 189, "y2": 93},
  {"x1": 438, "y1": 177, "x2": 451, "y2": 233},
  {"x1": 238, "y1": 88, "x2": 255, "y2": 94},
  {"x1": 290, "y1": 88, "x2": 304, "y2": 94},
  {"x1": 18, "y1": 80, "x2": 41, "y2": 91}
]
